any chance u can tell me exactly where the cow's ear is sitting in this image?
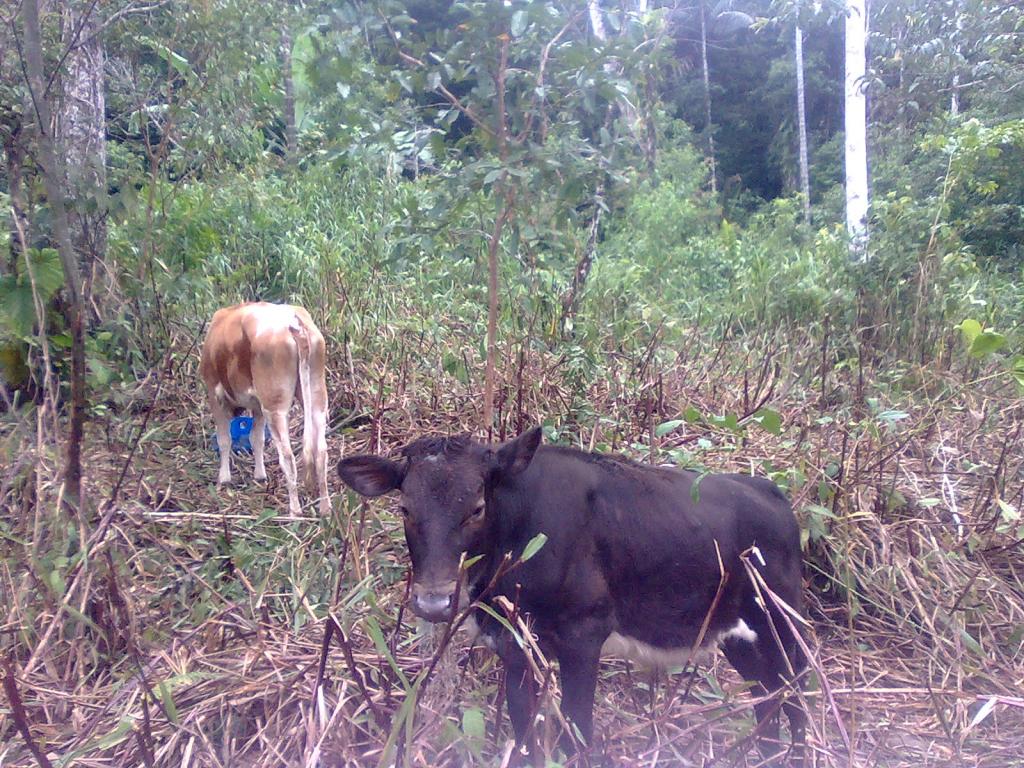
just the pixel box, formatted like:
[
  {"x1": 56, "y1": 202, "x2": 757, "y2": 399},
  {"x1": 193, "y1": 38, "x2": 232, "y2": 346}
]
[
  {"x1": 337, "y1": 455, "x2": 404, "y2": 497},
  {"x1": 493, "y1": 427, "x2": 543, "y2": 479}
]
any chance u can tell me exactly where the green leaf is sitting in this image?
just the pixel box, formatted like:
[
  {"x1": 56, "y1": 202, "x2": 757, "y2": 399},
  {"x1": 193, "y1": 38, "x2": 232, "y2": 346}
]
[
  {"x1": 710, "y1": 412, "x2": 740, "y2": 431},
  {"x1": 960, "y1": 628, "x2": 984, "y2": 657},
  {"x1": 690, "y1": 471, "x2": 709, "y2": 504},
  {"x1": 0, "y1": 278, "x2": 34, "y2": 336},
  {"x1": 48, "y1": 569, "x2": 65, "y2": 598},
  {"x1": 365, "y1": 616, "x2": 410, "y2": 690},
  {"x1": 137, "y1": 35, "x2": 196, "y2": 85},
  {"x1": 969, "y1": 330, "x2": 1006, "y2": 358},
  {"x1": 958, "y1": 318, "x2": 982, "y2": 345},
  {"x1": 377, "y1": 683, "x2": 418, "y2": 768},
  {"x1": 876, "y1": 409, "x2": 909, "y2": 425},
  {"x1": 683, "y1": 406, "x2": 702, "y2": 423},
  {"x1": 57, "y1": 719, "x2": 133, "y2": 766},
  {"x1": 752, "y1": 408, "x2": 782, "y2": 435},
  {"x1": 520, "y1": 532, "x2": 547, "y2": 562},
  {"x1": 0, "y1": 248, "x2": 65, "y2": 336},
  {"x1": 1011, "y1": 357, "x2": 1024, "y2": 391},
  {"x1": 257, "y1": 508, "x2": 277, "y2": 524},
  {"x1": 462, "y1": 707, "x2": 485, "y2": 742},
  {"x1": 655, "y1": 419, "x2": 684, "y2": 437},
  {"x1": 475, "y1": 603, "x2": 524, "y2": 648},
  {"x1": 157, "y1": 680, "x2": 179, "y2": 724},
  {"x1": 28, "y1": 248, "x2": 64, "y2": 297},
  {"x1": 88, "y1": 356, "x2": 114, "y2": 387},
  {"x1": 997, "y1": 500, "x2": 1019, "y2": 522},
  {"x1": 463, "y1": 553, "x2": 485, "y2": 569}
]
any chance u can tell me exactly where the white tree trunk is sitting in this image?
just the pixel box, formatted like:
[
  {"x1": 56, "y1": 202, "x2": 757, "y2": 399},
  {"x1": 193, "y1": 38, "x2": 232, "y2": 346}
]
[
  {"x1": 61, "y1": 1, "x2": 107, "y2": 307},
  {"x1": 700, "y1": 1, "x2": 717, "y2": 194},
  {"x1": 950, "y1": 0, "x2": 963, "y2": 115},
  {"x1": 22, "y1": 0, "x2": 88, "y2": 512},
  {"x1": 588, "y1": 0, "x2": 607, "y2": 41},
  {"x1": 796, "y1": 24, "x2": 811, "y2": 226},
  {"x1": 844, "y1": 0, "x2": 869, "y2": 258}
]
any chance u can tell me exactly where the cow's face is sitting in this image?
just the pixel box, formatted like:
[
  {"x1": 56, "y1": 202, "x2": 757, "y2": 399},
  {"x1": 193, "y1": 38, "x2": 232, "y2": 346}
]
[{"x1": 337, "y1": 428, "x2": 542, "y2": 622}]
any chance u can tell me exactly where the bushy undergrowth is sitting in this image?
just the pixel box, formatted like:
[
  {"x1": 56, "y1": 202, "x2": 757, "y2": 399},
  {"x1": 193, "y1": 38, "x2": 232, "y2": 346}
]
[{"x1": 3, "y1": 123, "x2": 1024, "y2": 767}]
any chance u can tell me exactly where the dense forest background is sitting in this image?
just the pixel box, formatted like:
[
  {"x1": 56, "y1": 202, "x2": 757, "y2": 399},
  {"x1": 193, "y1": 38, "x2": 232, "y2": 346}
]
[{"x1": 1, "y1": 1, "x2": 1023, "y2": 766}]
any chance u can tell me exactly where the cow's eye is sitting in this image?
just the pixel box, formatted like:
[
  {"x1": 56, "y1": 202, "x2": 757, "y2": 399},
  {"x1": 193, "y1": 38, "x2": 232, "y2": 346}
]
[{"x1": 464, "y1": 503, "x2": 485, "y2": 525}]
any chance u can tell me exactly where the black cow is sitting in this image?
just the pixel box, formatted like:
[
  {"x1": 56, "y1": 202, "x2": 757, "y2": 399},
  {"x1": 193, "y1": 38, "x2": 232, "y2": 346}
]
[{"x1": 337, "y1": 427, "x2": 806, "y2": 764}]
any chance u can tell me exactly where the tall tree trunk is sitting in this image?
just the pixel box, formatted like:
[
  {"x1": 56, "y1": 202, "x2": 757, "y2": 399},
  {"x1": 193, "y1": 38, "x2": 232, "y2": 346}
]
[
  {"x1": 795, "y1": 24, "x2": 811, "y2": 226},
  {"x1": 61, "y1": 0, "x2": 107, "y2": 316},
  {"x1": 844, "y1": 0, "x2": 869, "y2": 259},
  {"x1": 22, "y1": 0, "x2": 87, "y2": 513},
  {"x1": 950, "y1": 0, "x2": 963, "y2": 116},
  {"x1": 699, "y1": 1, "x2": 717, "y2": 195},
  {"x1": 482, "y1": 36, "x2": 512, "y2": 438},
  {"x1": 281, "y1": 24, "x2": 298, "y2": 165},
  {"x1": 587, "y1": 0, "x2": 607, "y2": 40}
]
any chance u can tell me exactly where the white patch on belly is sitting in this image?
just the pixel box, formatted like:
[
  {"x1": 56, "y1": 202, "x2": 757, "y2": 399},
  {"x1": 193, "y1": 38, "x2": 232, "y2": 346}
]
[
  {"x1": 601, "y1": 632, "x2": 695, "y2": 668},
  {"x1": 602, "y1": 620, "x2": 758, "y2": 669},
  {"x1": 718, "y1": 618, "x2": 758, "y2": 644},
  {"x1": 455, "y1": 616, "x2": 758, "y2": 668}
]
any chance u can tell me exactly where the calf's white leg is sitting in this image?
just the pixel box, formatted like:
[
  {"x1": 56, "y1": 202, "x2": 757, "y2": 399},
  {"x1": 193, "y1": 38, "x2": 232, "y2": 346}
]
[
  {"x1": 211, "y1": 395, "x2": 233, "y2": 485},
  {"x1": 251, "y1": 404, "x2": 267, "y2": 481},
  {"x1": 312, "y1": 404, "x2": 329, "y2": 515},
  {"x1": 267, "y1": 409, "x2": 301, "y2": 515}
]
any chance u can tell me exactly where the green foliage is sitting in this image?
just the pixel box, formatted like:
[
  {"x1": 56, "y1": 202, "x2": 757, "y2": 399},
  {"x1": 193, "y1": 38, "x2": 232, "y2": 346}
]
[
  {"x1": 0, "y1": 248, "x2": 64, "y2": 336},
  {"x1": 957, "y1": 319, "x2": 1006, "y2": 358},
  {"x1": 6, "y1": 3, "x2": 1024, "y2": 766}
]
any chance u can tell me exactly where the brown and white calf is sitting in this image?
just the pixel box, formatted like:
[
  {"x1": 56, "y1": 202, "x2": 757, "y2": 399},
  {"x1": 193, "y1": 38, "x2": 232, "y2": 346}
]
[{"x1": 200, "y1": 302, "x2": 330, "y2": 516}]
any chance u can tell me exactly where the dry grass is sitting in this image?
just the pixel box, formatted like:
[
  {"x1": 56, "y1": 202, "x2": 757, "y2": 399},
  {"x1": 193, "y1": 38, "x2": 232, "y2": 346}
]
[{"x1": 1, "y1": 329, "x2": 1022, "y2": 767}]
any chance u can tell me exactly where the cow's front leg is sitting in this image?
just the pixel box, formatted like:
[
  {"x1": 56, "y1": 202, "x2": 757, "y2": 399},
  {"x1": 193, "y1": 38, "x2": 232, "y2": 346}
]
[
  {"x1": 555, "y1": 643, "x2": 601, "y2": 755},
  {"x1": 494, "y1": 631, "x2": 538, "y2": 753},
  {"x1": 552, "y1": 610, "x2": 610, "y2": 757}
]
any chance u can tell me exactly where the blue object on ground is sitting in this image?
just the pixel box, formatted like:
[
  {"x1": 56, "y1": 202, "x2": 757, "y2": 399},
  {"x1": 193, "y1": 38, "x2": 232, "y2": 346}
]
[{"x1": 211, "y1": 416, "x2": 272, "y2": 454}]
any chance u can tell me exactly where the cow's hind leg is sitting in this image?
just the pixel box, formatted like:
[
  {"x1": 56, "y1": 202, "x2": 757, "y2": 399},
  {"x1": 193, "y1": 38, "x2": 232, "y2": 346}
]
[
  {"x1": 296, "y1": 350, "x2": 329, "y2": 515},
  {"x1": 210, "y1": 394, "x2": 233, "y2": 485},
  {"x1": 266, "y1": 409, "x2": 301, "y2": 515},
  {"x1": 251, "y1": 403, "x2": 268, "y2": 482},
  {"x1": 721, "y1": 614, "x2": 805, "y2": 766},
  {"x1": 303, "y1": 382, "x2": 329, "y2": 515}
]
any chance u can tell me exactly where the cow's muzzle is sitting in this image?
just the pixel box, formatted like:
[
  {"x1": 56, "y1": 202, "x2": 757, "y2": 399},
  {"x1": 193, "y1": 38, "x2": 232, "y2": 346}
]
[{"x1": 411, "y1": 581, "x2": 457, "y2": 623}]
